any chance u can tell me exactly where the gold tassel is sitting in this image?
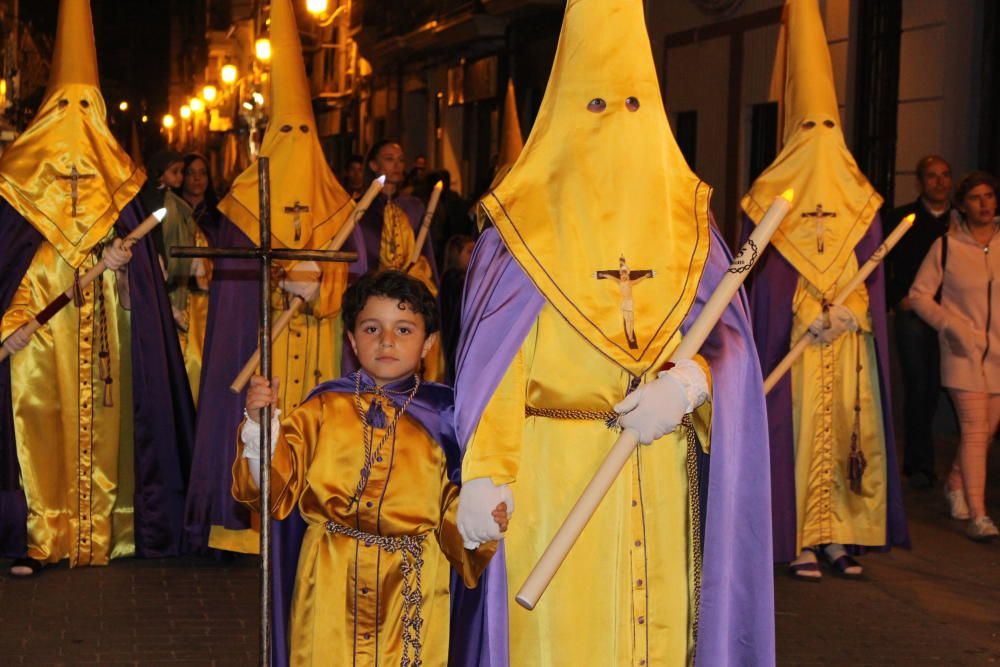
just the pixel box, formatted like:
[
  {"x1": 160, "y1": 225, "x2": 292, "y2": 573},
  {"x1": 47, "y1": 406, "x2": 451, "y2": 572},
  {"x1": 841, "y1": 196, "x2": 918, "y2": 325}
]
[
  {"x1": 103, "y1": 377, "x2": 114, "y2": 407},
  {"x1": 98, "y1": 350, "x2": 111, "y2": 382},
  {"x1": 848, "y1": 336, "x2": 866, "y2": 494},
  {"x1": 72, "y1": 270, "x2": 84, "y2": 307}
]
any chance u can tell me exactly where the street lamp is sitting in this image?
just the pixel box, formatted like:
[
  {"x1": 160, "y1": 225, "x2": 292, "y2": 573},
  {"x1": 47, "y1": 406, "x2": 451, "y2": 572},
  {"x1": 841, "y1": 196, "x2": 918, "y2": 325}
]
[
  {"x1": 162, "y1": 114, "x2": 176, "y2": 129},
  {"x1": 255, "y1": 38, "x2": 272, "y2": 62},
  {"x1": 306, "y1": 0, "x2": 347, "y2": 27},
  {"x1": 202, "y1": 85, "x2": 218, "y2": 103},
  {"x1": 180, "y1": 105, "x2": 192, "y2": 120},
  {"x1": 119, "y1": 101, "x2": 129, "y2": 112},
  {"x1": 189, "y1": 97, "x2": 205, "y2": 113},
  {"x1": 220, "y1": 64, "x2": 238, "y2": 85},
  {"x1": 142, "y1": 114, "x2": 149, "y2": 123}
]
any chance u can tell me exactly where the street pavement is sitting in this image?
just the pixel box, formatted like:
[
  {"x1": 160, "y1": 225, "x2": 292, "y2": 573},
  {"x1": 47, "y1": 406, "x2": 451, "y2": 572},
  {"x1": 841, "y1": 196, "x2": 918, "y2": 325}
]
[{"x1": 1, "y1": 433, "x2": 997, "y2": 665}]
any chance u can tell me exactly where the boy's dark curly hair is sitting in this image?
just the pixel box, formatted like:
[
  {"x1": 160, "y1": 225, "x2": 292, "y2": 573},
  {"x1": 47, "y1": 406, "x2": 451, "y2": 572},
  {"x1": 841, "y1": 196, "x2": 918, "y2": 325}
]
[{"x1": 342, "y1": 270, "x2": 440, "y2": 334}]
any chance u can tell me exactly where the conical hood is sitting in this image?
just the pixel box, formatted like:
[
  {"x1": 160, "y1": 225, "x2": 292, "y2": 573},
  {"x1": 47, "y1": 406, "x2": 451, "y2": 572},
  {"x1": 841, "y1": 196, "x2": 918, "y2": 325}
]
[
  {"x1": 46, "y1": 0, "x2": 100, "y2": 97},
  {"x1": 497, "y1": 78, "x2": 524, "y2": 170},
  {"x1": 0, "y1": 0, "x2": 143, "y2": 269},
  {"x1": 480, "y1": 0, "x2": 711, "y2": 375},
  {"x1": 742, "y1": 0, "x2": 881, "y2": 295},
  {"x1": 268, "y1": 0, "x2": 314, "y2": 126},
  {"x1": 218, "y1": 0, "x2": 353, "y2": 257}
]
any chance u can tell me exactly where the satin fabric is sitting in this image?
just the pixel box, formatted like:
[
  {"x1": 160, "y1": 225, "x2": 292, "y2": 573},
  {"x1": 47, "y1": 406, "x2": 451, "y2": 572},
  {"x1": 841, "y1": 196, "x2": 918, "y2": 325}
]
[
  {"x1": 0, "y1": 199, "x2": 195, "y2": 562},
  {"x1": 232, "y1": 374, "x2": 493, "y2": 666},
  {"x1": 742, "y1": 212, "x2": 909, "y2": 562},
  {"x1": 452, "y1": 227, "x2": 776, "y2": 667},
  {"x1": 184, "y1": 217, "x2": 363, "y2": 553},
  {"x1": 480, "y1": 0, "x2": 710, "y2": 377},
  {"x1": 742, "y1": 0, "x2": 882, "y2": 296}
]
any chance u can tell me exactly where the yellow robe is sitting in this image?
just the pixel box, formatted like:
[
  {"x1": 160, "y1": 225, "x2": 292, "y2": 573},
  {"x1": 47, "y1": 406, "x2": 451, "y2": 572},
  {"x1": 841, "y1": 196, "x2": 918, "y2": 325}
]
[
  {"x1": 789, "y1": 264, "x2": 888, "y2": 553},
  {"x1": 208, "y1": 270, "x2": 344, "y2": 553},
  {"x1": 1, "y1": 233, "x2": 135, "y2": 566},
  {"x1": 462, "y1": 304, "x2": 712, "y2": 667},
  {"x1": 232, "y1": 391, "x2": 494, "y2": 666}
]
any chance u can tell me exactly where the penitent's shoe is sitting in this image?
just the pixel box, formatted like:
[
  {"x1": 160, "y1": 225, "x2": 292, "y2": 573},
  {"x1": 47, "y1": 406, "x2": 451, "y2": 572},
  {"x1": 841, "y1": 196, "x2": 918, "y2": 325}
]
[
  {"x1": 966, "y1": 516, "x2": 999, "y2": 543},
  {"x1": 946, "y1": 487, "x2": 971, "y2": 520}
]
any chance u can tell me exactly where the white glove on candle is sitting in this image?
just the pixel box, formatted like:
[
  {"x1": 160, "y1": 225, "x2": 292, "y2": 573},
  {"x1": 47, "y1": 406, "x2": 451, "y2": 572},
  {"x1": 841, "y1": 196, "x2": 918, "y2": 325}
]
[
  {"x1": 103, "y1": 238, "x2": 133, "y2": 271},
  {"x1": 280, "y1": 261, "x2": 321, "y2": 302},
  {"x1": 240, "y1": 409, "x2": 281, "y2": 487},
  {"x1": 808, "y1": 304, "x2": 859, "y2": 344},
  {"x1": 613, "y1": 359, "x2": 709, "y2": 445},
  {"x1": 457, "y1": 477, "x2": 514, "y2": 549}
]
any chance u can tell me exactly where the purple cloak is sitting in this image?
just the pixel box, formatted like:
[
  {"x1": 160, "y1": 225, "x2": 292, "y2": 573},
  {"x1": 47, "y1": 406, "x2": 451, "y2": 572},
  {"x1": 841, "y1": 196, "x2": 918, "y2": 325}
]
[
  {"x1": 182, "y1": 216, "x2": 369, "y2": 548},
  {"x1": 0, "y1": 197, "x2": 196, "y2": 558},
  {"x1": 450, "y1": 227, "x2": 776, "y2": 666},
  {"x1": 740, "y1": 213, "x2": 909, "y2": 562},
  {"x1": 266, "y1": 371, "x2": 464, "y2": 667}
]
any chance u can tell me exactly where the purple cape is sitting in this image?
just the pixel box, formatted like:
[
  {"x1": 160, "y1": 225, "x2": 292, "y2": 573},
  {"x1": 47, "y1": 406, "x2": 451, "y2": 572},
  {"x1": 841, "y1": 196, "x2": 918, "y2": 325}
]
[
  {"x1": 267, "y1": 371, "x2": 463, "y2": 667},
  {"x1": 450, "y1": 227, "x2": 776, "y2": 667},
  {"x1": 183, "y1": 215, "x2": 368, "y2": 548},
  {"x1": 0, "y1": 197, "x2": 196, "y2": 558},
  {"x1": 740, "y1": 213, "x2": 909, "y2": 562}
]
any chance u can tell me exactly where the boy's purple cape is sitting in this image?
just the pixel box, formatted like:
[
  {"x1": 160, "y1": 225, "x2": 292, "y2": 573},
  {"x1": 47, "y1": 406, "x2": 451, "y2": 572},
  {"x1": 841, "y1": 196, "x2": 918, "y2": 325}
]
[
  {"x1": 267, "y1": 371, "x2": 462, "y2": 667},
  {"x1": 0, "y1": 197, "x2": 196, "y2": 558},
  {"x1": 183, "y1": 216, "x2": 368, "y2": 548},
  {"x1": 740, "y1": 213, "x2": 909, "y2": 562},
  {"x1": 450, "y1": 227, "x2": 776, "y2": 667},
  {"x1": 341, "y1": 192, "x2": 438, "y2": 374}
]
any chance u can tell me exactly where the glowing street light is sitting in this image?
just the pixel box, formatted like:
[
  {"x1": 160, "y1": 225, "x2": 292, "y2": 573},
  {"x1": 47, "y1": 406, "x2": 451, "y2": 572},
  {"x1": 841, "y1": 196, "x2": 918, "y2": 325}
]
[
  {"x1": 141, "y1": 114, "x2": 149, "y2": 123},
  {"x1": 118, "y1": 101, "x2": 129, "y2": 111},
  {"x1": 306, "y1": 0, "x2": 329, "y2": 14},
  {"x1": 189, "y1": 97, "x2": 205, "y2": 113},
  {"x1": 255, "y1": 38, "x2": 272, "y2": 62},
  {"x1": 180, "y1": 105, "x2": 192, "y2": 120},
  {"x1": 162, "y1": 114, "x2": 176, "y2": 129},
  {"x1": 307, "y1": 0, "x2": 347, "y2": 27},
  {"x1": 220, "y1": 64, "x2": 238, "y2": 85},
  {"x1": 202, "y1": 85, "x2": 218, "y2": 103}
]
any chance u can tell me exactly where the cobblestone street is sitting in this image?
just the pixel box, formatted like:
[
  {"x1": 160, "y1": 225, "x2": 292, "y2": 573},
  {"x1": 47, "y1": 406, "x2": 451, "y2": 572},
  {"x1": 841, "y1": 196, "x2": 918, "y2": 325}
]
[{"x1": 2, "y1": 434, "x2": 998, "y2": 666}]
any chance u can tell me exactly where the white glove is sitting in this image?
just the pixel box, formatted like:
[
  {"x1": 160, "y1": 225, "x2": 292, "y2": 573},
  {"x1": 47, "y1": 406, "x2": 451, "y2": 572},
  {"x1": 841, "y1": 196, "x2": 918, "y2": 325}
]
[
  {"x1": 172, "y1": 305, "x2": 189, "y2": 331},
  {"x1": 280, "y1": 261, "x2": 321, "y2": 301},
  {"x1": 614, "y1": 359, "x2": 709, "y2": 445},
  {"x1": 457, "y1": 477, "x2": 514, "y2": 549},
  {"x1": 103, "y1": 238, "x2": 133, "y2": 271},
  {"x1": 808, "y1": 304, "x2": 859, "y2": 344},
  {"x1": 240, "y1": 409, "x2": 281, "y2": 488},
  {"x1": 1, "y1": 325, "x2": 32, "y2": 355},
  {"x1": 943, "y1": 317, "x2": 979, "y2": 358},
  {"x1": 190, "y1": 257, "x2": 208, "y2": 278}
]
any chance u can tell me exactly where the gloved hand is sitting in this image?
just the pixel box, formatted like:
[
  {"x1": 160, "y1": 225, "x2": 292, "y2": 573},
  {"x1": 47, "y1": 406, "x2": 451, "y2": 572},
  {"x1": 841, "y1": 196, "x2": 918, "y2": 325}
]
[
  {"x1": 808, "y1": 304, "x2": 859, "y2": 344},
  {"x1": 457, "y1": 477, "x2": 514, "y2": 549},
  {"x1": 190, "y1": 257, "x2": 208, "y2": 278},
  {"x1": 943, "y1": 317, "x2": 979, "y2": 358},
  {"x1": 614, "y1": 359, "x2": 709, "y2": 445},
  {"x1": 280, "y1": 261, "x2": 321, "y2": 302},
  {"x1": 171, "y1": 305, "x2": 189, "y2": 332},
  {"x1": 1, "y1": 325, "x2": 32, "y2": 355},
  {"x1": 103, "y1": 238, "x2": 133, "y2": 271}
]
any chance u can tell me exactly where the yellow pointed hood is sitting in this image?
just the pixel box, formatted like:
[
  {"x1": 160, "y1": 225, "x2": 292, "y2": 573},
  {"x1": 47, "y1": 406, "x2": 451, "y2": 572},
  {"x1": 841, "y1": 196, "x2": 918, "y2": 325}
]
[
  {"x1": 0, "y1": 0, "x2": 143, "y2": 269},
  {"x1": 480, "y1": 0, "x2": 711, "y2": 376},
  {"x1": 218, "y1": 0, "x2": 353, "y2": 253},
  {"x1": 742, "y1": 0, "x2": 881, "y2": 295}
]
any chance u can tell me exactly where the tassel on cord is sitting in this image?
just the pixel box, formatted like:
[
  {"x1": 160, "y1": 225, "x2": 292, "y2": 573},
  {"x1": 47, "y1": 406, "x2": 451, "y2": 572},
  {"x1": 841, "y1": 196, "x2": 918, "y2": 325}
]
[
  {"x1": 366, "y1": 398, "x2": 388, "y2": 430},
  {"x1": 94, "y1": 263, "x2": 114, "y2": 408},
  {"x1": 848, "y1": 336, "x2": 867, "y2": 494},
  {"x1": 72, "y1": 269, "x2": 84, "y2": 307}
]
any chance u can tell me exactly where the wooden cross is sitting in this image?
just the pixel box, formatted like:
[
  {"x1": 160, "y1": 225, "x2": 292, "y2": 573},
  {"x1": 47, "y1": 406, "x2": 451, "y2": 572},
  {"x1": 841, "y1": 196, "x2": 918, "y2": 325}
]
[
  {"x1": 594, "y1": 255, "x2": 655, "y2": 350},
  {"x1": 56, "y1": 165, "x2": 96, "y2": 217},
  {"x1": 801, "y1": 203, "x2": 837, "y2": 254},
  {"x1": 283, "y1": 200, "x2": 310, "y2": 242},
  {"x1": 170, "y1": 158, "x2": 356, "y2": 667}
]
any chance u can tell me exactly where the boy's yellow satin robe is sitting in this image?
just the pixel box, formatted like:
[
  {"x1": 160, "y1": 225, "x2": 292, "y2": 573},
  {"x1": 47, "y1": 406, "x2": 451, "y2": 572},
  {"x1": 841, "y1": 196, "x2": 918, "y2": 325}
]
[{"x1": 232, "y1": 390, "x2": 494, "y2": 666}]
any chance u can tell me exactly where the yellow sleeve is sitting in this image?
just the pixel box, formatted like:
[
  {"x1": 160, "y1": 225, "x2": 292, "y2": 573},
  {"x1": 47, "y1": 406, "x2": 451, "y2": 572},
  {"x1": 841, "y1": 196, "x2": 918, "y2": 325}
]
[
  {"x1": 310, "y1": 261, "x2": 349, "y2": 320},
  {"x1": 231, "y1": 397, "x2": 323, "y2": 520},
  {"x1": 689, "y1": 353, "x2": 713, "y2": 454},
  {"x1": 1, "y1": 267, "x2": 35, "y2": 339},
  {"x1": 436, "y1": 480, "x2": 499, "y2": 588},
  {"x1": 461, "y1": 344, "x2": 527, "y2": 486}
]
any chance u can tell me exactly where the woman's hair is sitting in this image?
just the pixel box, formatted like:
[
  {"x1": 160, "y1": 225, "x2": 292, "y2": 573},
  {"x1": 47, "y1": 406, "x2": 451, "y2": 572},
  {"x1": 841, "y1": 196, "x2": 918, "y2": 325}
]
[
  {"x1": 443, "y1": 234, "x2": 474, "y2": 272},
  {"x1": 177, "y1": 152, "x2": 219, "y2": 209},
  {"x1": 363, "y1": 139, "x2": 399, "y2": 185},
  {"x1": 342, "y1": 270, "x2": 440, "y2": 334},
  {"x1": 954, "y1": 170, "x2": 997, "y2": 207}
]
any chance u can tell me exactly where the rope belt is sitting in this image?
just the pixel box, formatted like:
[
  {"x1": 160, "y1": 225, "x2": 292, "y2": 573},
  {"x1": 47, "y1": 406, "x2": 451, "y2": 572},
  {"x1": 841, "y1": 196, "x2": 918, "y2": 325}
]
[
  {"x1": 324, "y1": 521, "x2": 428, "y2": 667},
  {"x1": 525, "y1": 405, "x2": 620, "y2": 430}
]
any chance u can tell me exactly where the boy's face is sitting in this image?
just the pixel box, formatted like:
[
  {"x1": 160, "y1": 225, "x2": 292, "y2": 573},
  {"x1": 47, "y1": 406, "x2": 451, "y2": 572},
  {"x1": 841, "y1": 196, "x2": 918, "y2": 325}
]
[
  {"x1": 161, "y1": 161, "x2": 185, "y2": 189},
  {"x1": 347, "y1": 296, "x2": 437, "y2": 385}
]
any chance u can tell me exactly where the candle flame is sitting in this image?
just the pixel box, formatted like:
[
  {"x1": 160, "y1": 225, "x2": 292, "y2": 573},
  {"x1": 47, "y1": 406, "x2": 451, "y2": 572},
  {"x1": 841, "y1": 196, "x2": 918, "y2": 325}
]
[
  {"x1": 780, "y1": 188, "x2": 794, "y2": 202},
  {"x1": 153, "y1": 208, "x2": 168, "y2": 221},
  {"x1": 376, "y1": 175, "x2": 386, "y2": 185},
  {"x1": 433, "y1": 180, "x2": 444, "y2": 191},
  {"x1": 903, "y1": 213, "x2": 916, "y2": 224}
]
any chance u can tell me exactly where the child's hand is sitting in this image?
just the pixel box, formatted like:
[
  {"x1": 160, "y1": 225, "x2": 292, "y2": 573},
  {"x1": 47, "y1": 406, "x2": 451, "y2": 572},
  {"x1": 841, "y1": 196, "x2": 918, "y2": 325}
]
[
  {"x1": 246, "y1": 375, "x2": 280, "y2": 424},
  {"x1": 492, "y1": 502, "x2": 510, "y2": 534}
]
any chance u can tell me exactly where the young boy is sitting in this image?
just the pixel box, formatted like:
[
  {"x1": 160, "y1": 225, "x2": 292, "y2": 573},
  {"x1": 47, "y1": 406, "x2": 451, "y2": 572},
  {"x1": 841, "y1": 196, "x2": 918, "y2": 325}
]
[{"x1": 236, "y1": 270, "x2": 507, "y2": 667}]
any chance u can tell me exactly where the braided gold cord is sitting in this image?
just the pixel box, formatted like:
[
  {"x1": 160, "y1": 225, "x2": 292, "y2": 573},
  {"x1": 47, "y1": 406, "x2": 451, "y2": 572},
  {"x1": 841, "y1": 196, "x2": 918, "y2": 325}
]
[{"x1": 683, "y1": 414, "x2": 703, "y2": 656}]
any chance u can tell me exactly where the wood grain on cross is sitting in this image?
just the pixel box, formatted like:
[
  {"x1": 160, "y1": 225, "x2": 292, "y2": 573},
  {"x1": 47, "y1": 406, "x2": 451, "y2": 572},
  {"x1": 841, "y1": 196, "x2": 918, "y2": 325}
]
[{"x1": 170, "y1": 158, "x2": 356, "y2": 667}]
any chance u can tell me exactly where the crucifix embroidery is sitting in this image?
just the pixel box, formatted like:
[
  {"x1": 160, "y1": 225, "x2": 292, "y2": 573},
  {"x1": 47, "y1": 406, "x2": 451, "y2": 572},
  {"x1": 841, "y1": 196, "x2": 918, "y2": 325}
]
[
  {"x1": 801, "y1": 204, "x2": 837, "y2": 254},
  {"x1": 284, "y1": 200, "x2": 310, "y2": 242},
  {"x1": 56, "y1": 165, "x2": 96, "y2": 217},
  {"x1": 594, "y1": 256, "x2": 655, "y2": 350}
]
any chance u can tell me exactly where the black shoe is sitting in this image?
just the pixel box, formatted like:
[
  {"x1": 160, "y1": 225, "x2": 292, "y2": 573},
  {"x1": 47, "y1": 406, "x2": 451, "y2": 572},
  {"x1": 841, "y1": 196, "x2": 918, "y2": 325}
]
[{"x1": 909, "y1": 470, "x2": 933, "y2": 490}]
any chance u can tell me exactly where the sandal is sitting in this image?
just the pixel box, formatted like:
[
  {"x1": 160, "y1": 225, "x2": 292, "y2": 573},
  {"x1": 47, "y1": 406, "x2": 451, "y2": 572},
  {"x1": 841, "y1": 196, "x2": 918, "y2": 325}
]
[
  {"x1": 789, "y1": 548, "x2": 822, "y2": 582},
  {"x1": 823, "y1": 544, "x2": 863, "y2": 579},
  {"x1": 9, "y1": 557, "x2": 43, "y2": 577}
]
